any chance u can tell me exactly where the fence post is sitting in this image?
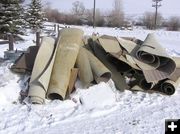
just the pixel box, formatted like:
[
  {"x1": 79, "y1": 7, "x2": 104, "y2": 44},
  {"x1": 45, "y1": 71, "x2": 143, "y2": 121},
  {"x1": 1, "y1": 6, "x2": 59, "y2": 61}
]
[
  {"x1": 8, "y1": 34, "x2": 14, "y2": 51},
  {"x1": 36, "y1": 31, "x2": 40, "y2": 46},
  {"x1": 57, "y1": 25, "x2": 60, "y2": 37},
  {"x1": 54, "y1": 24, "x2": 57, "y2": 33}
]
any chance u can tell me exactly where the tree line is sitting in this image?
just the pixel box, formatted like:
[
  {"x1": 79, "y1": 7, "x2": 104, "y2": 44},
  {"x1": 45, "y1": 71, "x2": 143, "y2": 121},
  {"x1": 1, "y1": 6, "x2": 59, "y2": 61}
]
[
  {"x1": 0, "y1": 0, "x2": 45, "y2": 37},
  {"x1": 45, "y1": 0, "x2": 125, "y2": 27},
  {"x1": 140, "y1": 12, "x2": 180, "y2": 31},
  {"x1": 44, "y1": 0, "x2": 180, "y2": 31},
  {"x1": 0, "y1": 0, "x2": 179, "y2": 38}
]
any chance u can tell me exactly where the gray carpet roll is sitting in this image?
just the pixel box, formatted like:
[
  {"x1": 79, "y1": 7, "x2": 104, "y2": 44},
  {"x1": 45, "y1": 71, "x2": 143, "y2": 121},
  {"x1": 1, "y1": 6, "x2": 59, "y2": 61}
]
[{"x1": 159, "y1": 78, "x2": 180, "y2": 95}]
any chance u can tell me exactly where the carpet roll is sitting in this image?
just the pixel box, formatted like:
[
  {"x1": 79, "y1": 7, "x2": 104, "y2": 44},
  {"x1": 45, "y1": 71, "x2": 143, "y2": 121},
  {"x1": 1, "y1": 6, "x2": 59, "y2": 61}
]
[
  {"x1": 160, "y1": 80, "x2": 177, "y2": 95},
  {"x1": 87, "y1": 38, "x2": 128, "y2": 91},
  {"x1": 159, "y1": 77, "x2": 180, "y2": 95},
  {"x1": 98, "y1": 35, "x2": 122, "y2": 54},
  {"x1": 134, "y1": 34, "x2": 176, "y2": 82},
  {"x1": 85, "y1": 48, "x2": 111, "y2": 83},
  {"x1": 47, "y1": 28, "x2": 83, "y2": 100},
  {"x1": 28, "y1": 37, "x2": 56, "y2": 104},
  {"x1": 169, "y1": 57, "x2": 180, "y2": 81},
  {"x1": 76, "y1": 47, "x2": 94, "y2": 87}
]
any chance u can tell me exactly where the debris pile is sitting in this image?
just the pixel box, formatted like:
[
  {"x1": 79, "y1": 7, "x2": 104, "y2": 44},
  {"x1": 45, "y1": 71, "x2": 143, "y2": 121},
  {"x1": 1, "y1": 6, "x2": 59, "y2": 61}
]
[
  {"x1": 87, "y1": 34, "x2": 180, "y2": 95},
  {"x1": 11, "y1": 28, "x2": 180, "y2": 104}
]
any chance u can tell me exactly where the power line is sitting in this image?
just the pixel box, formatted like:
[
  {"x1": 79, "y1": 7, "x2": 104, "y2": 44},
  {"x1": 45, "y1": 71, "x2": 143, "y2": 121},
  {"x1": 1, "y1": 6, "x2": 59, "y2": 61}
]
[
  {"x1": 93, "y1": 0, "x2": 96, "y2": 28},
  {"x1": 152, "y1": 0, "x2": 162, "y2": 29}
]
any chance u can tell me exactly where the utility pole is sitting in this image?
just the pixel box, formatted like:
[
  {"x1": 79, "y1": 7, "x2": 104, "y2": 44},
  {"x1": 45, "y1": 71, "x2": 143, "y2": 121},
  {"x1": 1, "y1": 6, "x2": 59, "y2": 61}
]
[
  {"x1": 152, "y1": 0, "x2": 162, "y2": 29},
  {"x1": 93, "y1": 0, "x2": 96, "y2": 28}
]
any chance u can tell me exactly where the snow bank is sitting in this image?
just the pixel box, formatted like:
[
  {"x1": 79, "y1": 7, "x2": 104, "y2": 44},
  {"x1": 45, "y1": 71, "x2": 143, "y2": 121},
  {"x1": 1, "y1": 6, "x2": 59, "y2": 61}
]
[
  {"x1": 0, "y1": 62, "x2": 20, "y2": 105},
  {"x1": 74, "y1": 82, "x2": 116, "y2": 110}
]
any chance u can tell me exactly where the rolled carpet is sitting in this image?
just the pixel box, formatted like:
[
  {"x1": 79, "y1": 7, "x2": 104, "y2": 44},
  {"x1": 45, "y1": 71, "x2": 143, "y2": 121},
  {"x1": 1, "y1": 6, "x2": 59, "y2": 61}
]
[
  {"x1": 76, "y1": 47, "x2": 94, "y2": 88},
  {"x1": 85, "y1": 48, "x2": 112, "y2": 84},
  {"x1": 67, "y1": 68, "x2": 79, "y2": 97},
  {"x1": 87, "y1": 38, "x2": 128, "y2": 91},
  {"x1": 169, "y1": 57, "x2": 180, "y2": 81},
  {"x1": 28, "y1": 37, "x2": 56, "y2": 104},
  {"x1": 97, "y1": 36, "x2": 140, "y2": 76},
  {"x1": 98, "y1": 35, "x2": 122, "y2": 55},
  {"x1": 47, "y1": 28, "x2": 83, "y2": 100},
  {"x1": 133, "y1": 33, "x2": 176, "y2": 82},
  {"x1": 117, "y1": 37, "x2": 139, "y2": 54},
  {"x1": 159, "y1": 78, "x2": 180, "y2": 95}
]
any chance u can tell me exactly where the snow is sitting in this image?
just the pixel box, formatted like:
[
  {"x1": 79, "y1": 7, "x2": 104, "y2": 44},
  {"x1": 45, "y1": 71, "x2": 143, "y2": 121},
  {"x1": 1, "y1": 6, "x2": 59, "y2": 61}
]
[
  {"x1": 0, "y1": 31, "x2": 35, "y2": 58},
  {"x1": 75, "y1": 82, "x2": 116, "y2": 110},
  {"x1": 0, "y1": 24, "x2": 180, "y2": 134}
]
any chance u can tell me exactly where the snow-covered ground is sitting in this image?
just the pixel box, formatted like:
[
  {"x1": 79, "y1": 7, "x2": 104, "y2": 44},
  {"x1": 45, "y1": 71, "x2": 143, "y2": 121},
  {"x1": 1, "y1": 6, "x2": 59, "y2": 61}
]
[{"x1": 0, "y1": 25, "x2": 180, "y2": 134}]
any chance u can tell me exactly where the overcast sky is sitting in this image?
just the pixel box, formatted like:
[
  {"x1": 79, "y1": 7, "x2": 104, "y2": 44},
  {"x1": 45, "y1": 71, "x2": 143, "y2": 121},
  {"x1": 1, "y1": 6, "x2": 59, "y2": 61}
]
[{"x1": 40, "y1": 0, "x2": 180, "y2": 17}]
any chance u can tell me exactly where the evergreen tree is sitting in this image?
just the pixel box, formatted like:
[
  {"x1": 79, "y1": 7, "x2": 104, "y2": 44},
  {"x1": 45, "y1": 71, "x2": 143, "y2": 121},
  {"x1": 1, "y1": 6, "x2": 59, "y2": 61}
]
[
  {"x1": 26, "y1": 0, "x2": 45, "y2": 31},
  {"x1": 0, "y1": 0, "x2": 24, "y2": 35}
]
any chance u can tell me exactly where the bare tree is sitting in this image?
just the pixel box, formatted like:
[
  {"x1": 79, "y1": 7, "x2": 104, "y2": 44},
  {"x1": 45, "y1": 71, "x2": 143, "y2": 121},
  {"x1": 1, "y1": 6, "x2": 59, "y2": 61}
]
[
  {"x1": 95, "y1": 9, "x2": 105, "y2": 26},
  {"x1": 167, "y1": 16, "x2": 180, "y2": 31},
  {"x1": 85, "y1": 9, "x2": 93, "y2": 26},
  {"x1": 71, "y1": 1, "x2": 85, "y2": 25},
  {"x1": 72, "y1": 1, "x2": 85, "y2": 16},
  {"x1": 142, "y1": 12, "x2": 163, "y2": 29},
  {"x1": 107, "y1": 0, "x2": 124, "y2": 27},
  {"x1": 85, "y1": 8, "x2": 105, "y2": 27}
]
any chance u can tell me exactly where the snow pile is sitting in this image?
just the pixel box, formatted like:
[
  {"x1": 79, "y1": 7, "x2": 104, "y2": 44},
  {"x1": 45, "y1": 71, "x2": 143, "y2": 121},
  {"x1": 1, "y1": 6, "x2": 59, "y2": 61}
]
[
  {"x1": 0, "y1": 62, "x2": 20, "y2": 105},
  {"x1": 74, "y1": 82, "x2": 116, "y2": 110}
]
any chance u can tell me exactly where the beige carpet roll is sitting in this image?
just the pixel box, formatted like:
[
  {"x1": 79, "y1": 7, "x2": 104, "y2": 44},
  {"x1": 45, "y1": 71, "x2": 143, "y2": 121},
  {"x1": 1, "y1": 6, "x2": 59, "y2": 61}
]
[
  {"x1": 85, "y1": 48, "x2": 111, "y2": 83},
  {"x1": 67, "y1": 68, "x2": 79, "y2": 97},
  {"x1": 98, "y1": 35, "x2": 122, "y2": 54},
  {"x1": 173, "y1": 57, "x2": 180, "y2": 67},
  {"x1": 169, "y1": 68, "x2": 180, "y2": 81},
  {"x1": 117, "y1": 37, "x2": 139, "y2": 53},
  {"x1": 28, "y1": 37, "x2": 56, "y2": 104},
  {"x1": 169, "y1": 57, "x2": 180, "y2": 81},
  {"x1": 134, "y1": 33, "x2": 176, "y2": 82},
  {"x1": 111, "y1": 38, "x2": 141, "y2": 71},
  {"x1": 76, "y1": 47, "x2": 94, "y2": 88},
  {"x1": 153, "y1": 60, "x2": 180, "y2": 95},
  {"x1": 125, "y1": 54, "x2": 141, "y2": 70},
  {"x1": 87, "y1": 39, "x2": 128, "y2": 91},
  {"x1": 47, "y1": 28, "x2": 83, "y2": 100}
]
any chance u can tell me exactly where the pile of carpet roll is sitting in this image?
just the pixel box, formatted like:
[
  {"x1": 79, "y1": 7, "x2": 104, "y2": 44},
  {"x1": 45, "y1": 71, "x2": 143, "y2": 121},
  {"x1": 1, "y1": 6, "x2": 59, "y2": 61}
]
[
  {"x1": 20, "y1": 28, "x2": 180, "y2": 104},
  {"x1": 86, "y1": 33, "x2": 180, "y2": 95},
  {"x1": 28, "y1": 28, "x2": 112, "y2": 104}
]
